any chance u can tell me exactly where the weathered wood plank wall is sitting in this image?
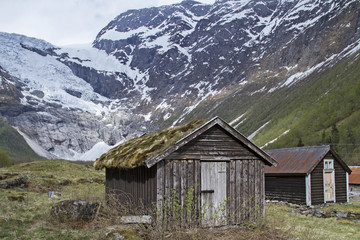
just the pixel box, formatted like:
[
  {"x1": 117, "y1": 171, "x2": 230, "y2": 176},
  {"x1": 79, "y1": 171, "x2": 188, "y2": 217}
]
[
  {"x1": 265, "y1": 176, "x2": 306, "y2": 203},
  {"x1": 311, "y1": 159, "x2": 325, "y2": 204},
  {"x1": 329, "y1": 153, "x2": 347, "y2": 203},
  {"x1": 156, "y1": 159, "x2": 264, "y2": 225},
  {"x1": 165, "y1": 126, "x2": 261, "y2": 160},
  {"x1": 156, "y1": 125, "x2": 265, "y2": 225},
  {"x1": 106, "y1": 166, "x2": 157, "y2": 212}
]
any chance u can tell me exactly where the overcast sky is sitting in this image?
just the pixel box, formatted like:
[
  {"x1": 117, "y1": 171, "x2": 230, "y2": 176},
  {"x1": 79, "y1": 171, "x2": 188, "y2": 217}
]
[{"x1": 0, "y1": 0, "x2": 215, "y2": 46}]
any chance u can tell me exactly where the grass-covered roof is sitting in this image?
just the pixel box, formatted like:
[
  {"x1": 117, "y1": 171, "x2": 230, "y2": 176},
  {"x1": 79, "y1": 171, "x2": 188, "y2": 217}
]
[{"x1": 94, "y1": 119, "x2": 207, "y2": 169}]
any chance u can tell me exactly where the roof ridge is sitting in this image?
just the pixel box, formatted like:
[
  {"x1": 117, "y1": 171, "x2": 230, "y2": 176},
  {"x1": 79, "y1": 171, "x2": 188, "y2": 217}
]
[{"x1": 266, "y1": 145, "x2": 330, "y2": 152}]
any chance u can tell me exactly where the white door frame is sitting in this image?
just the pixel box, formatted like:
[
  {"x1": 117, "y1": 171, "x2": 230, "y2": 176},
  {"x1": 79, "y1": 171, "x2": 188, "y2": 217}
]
[
  {"x1": 305, "y1": 174, "x2": 312, "y2": 206},
  {"x1": 323, "y1": 159, "x2": 336, "y2": 203}
]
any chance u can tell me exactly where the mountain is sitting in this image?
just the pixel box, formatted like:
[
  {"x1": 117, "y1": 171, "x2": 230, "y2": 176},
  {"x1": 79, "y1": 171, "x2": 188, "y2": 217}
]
[
  {"x1": 0, "y1": 0, "x2": 359, "y2": 162},
  {"x1": 0, "y1": 33, "x2": 142, "y2": 160}
]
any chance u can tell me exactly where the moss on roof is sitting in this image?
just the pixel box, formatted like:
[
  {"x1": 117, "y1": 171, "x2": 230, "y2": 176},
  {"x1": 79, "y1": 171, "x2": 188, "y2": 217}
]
[{"x1": 94, "y1": 119, "x2": 207, "y2": 169}]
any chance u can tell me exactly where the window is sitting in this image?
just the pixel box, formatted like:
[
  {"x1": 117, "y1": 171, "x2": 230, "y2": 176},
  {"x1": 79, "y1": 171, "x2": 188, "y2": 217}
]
[{"x1": 324, "y1": 159, "x2": 334, "y2": 170}]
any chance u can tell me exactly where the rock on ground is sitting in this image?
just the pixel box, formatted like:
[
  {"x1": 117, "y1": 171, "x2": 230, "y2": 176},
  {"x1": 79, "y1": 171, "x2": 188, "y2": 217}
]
[{"x1": 50, "y1": 200, "x2": 100, "y2": 223}]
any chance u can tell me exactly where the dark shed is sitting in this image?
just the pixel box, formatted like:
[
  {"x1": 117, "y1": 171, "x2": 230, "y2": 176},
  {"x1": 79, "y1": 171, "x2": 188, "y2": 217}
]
[
  {"x1": 265, "y1": 146, "x2": 351, "y2": 206},
  {"x1": 95, "y1": 117, "x2": 277, "y2": 226}
]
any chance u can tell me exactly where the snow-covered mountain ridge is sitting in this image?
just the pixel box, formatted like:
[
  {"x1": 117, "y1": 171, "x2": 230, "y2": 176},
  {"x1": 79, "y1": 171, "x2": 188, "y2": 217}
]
[{"x1": 0, "y1": 0, "x2": 359, "y2": 160}]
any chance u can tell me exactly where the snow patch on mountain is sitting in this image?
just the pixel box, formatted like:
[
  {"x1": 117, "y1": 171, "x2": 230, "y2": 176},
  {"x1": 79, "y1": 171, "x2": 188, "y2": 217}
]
[
  {"x1": 56, "y1": 44, "x2": 124, "y2": 72},
  {"x1": 261, "y1": 129, "x2": 290, "y2": 148},
  {"x1": 230, "y1": 112, "x2": 247, "y2": 126},
  {"x1": 71, "y1": 141, "x2": 115, "y2": 161},
  {"x1": 248, "y1": 121, "x2": 270, "y2": 140}
]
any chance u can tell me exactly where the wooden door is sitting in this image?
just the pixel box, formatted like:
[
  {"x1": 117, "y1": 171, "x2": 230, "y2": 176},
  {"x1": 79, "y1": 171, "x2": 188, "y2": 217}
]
[
  {"x1": 201, "y1": 161, "x2": 227, "y2": 226},
  {"x1": 324, "y1": 171, "x2": 335, "y2": 202}
]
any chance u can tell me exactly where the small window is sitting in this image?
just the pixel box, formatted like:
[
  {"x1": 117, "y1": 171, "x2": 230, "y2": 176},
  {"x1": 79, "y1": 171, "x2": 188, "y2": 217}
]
[{"x1": 324, "y1": 159, "x2": 334, "y2": 170}]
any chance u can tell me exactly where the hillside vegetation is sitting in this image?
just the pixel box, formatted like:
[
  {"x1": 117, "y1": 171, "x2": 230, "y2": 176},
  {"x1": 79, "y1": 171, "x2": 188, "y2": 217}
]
[
  {"x1": 204, "y1": 51, "x2": 360, "y2": 165},
  {"x1": 245, "y1": 52, "x2": 360, "y2": 165},
  {"x1": 0, "y1": 119, "x2": 43, "y2": 164}
]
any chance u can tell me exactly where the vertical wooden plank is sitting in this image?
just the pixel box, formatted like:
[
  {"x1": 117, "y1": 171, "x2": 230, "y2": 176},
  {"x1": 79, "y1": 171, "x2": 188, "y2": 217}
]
[
  {"x1": 229, "y1": 160, "x2": 236, "y2": 224},
  {"x1": 200, "y1": 162, "x2": 208, "y2": 225},
  {"x1": 157, "y1": 161, "x2": 165, "y2": 218},
  {"x1": 167, "y1": 160, "x2": 174, "y2": 225},
  {"x1": 181, "y1": 160, "x2": 188, "y2": 224},
  {"x1": 139, "y1": 167, "x2": 143, "y2": 209},
  {"x1": 257, "y1": 161, "x2": 262, "y2": 219},
  {"x1": 151, "y1": 166, "x2": 157, "y2": 206},
  {"x1": 187, "y1": 160, "x2": 195, "y2": 225},
  {"x1": 252, "y1": 162, "x2": 256, "y2": 220},
  {"x1": 243, "y1": 160, "x2": 249, "y2": 221},
  {"x1": 173, "y1": 160, "x2": 180, "y2": 202},
  {"x1": 174, "y1": 160, "x2": 183, "y2": 226},
  {"x1": 260, "y1": 162, "x2": 265, "y2": 217},
  {"x1": 235, "y1": 160, "x2": 242, "y2": 223},
  {"x1": 226, "y1": 161, "x2": 231, "y2": 223},
  {"x1": 254, "y1": 160, "x2": 259, "y2": 220},
  {"x1": 217, "y1": 161, "x2": 227, "y2": 225},
  {"x1": 188, "y1": 160, "x2": 194, "y2": 189},
  {"x1": 194, "y1": 160, "x2": 201, "y2": 226},
  {"x1": 249, "y1": 160, "x2": 255, "y2": 221},
  {"x1": 123, "y1": 169, "x2": 128, "y2": 205},
  {"x1": 164, "y1": 160, "x2": 171, "y2": 198}
]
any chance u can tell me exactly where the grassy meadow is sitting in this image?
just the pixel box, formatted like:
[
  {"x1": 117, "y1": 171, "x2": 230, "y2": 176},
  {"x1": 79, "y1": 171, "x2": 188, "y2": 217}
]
[{"x1": 1, "y1": 160, "x2": 360, "y2": 239}]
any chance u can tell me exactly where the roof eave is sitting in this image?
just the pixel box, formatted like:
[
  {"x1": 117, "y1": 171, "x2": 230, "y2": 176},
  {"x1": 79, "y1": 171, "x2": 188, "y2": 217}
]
[
  {"x1": 329, "y1": 146, "x2": 352, "y2": 174},
  {"x1": 305, "y1": 145, "x2": 331, "y2": 174},
  {"x1": 145, "y1": 117, "x2": 219, "y2": 168},
  {"x1": 265, "y1": 173, "x2": 307, "y2": 177},
  {"x1": 146, "y1": 116, "x2": 278, "y2": 168}
]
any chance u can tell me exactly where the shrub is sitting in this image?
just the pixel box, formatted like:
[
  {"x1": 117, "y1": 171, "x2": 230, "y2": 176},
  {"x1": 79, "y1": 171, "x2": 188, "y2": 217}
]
[{"x1": 0, "y1": 150, "x2": 12, "y2": 167}]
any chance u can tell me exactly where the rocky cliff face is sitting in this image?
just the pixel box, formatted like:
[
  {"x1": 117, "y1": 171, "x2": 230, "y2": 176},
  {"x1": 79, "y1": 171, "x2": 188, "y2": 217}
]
[
  {"x1": 90, "y1": 0, "x2": 360, "y2": 124},
  {"x1": 0, "y1": 33, "x2": 146, "y2": 159},
  {"x1": 0, "y1": 0, "x2": 359, "y2": 160}
]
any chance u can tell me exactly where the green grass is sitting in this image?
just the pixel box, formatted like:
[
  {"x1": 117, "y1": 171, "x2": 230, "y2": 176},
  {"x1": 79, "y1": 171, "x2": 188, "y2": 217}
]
[
  {"x1": 0, "y1": 119, "x2": 43, "y2": 164},
  {"x1": 266, "y1": 202, "x2": 360, "y2": 240},
  {"x1": 1, "y1": 160, "x2": 360, "y2": 239},
  {"x1": 95, "y1": 119, "x2": 207, "y2": 169},
  {"x1": 321, "y1": 200, "x2": 360, "y2": 214},
  {"x1": 0, "y1": 160, "x2": 105, "y2": 240}
]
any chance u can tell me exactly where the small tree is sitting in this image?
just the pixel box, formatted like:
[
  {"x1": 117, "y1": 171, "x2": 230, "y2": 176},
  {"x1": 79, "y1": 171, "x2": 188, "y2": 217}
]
[
  {"x1": 331, "y1": 124, "x2": 340, "y2": 144},
  {"x1": 297, "y1": 138, "x2": 304, "y2": 147},
  {"x1": 0, "y1": 150, "x2": 12, "y2": 167}
]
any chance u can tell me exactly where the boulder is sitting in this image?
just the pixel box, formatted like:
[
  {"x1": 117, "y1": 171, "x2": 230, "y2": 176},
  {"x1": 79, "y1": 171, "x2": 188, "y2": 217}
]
[
  {"x1": 313, "y1": 208, "x2": 327, "y2": 218},
  {"x1": 100, "y1": 226, "x2": 139, "y2": 240},
  {"x1": 50, "y1": 200, "x2": 100, "y2": 223},
  {"x1": 336, "y1": 210, "x2": 348, "y2": 218},
  {"x1": 0, "y1": 176, "x2": 27, "y2": 189},
  {"x1": 120, "y1": 215, "x2": 151, "y2": 224}
]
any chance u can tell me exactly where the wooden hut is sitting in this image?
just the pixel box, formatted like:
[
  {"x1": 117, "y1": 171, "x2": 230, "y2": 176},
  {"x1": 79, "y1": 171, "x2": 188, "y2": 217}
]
[
  {"x1": 349, "y1": 166, "x2": 360, "y2": 199},
  {"x1": 94, "y1": 117, "x2": 277, "y2": 226},
  {"x1": 265, "y1": 146, "x2": 351, "y2": 206}
]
